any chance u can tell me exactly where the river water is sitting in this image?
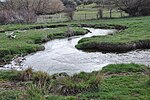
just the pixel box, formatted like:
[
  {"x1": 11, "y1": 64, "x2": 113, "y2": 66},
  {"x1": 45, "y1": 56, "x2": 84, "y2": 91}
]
[{"x1": 3, "y1": 28, "x2": 150, "y2": 75}]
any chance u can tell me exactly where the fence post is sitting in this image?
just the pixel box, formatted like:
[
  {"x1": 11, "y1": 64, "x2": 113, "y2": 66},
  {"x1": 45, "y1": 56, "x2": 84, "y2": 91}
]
[
  {"x1": 51, "y1": 17, "x2": 52, "y2": 23},
  {"x1": 85, "y1": 14, "x2": 86, "y2": 20},
  {"x1": 120, "y1": 11, "x2": 123, "y2": 17}
]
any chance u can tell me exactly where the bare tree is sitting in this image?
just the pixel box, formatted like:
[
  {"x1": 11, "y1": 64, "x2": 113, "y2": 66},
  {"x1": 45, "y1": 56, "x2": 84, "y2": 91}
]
[
  {"x1": 3, "y1": 0, "x2": 64, "y2": 14},
  {"x1": 114, "y1": 0, "x2": 150, "y2": 16},
  {"x1": 0, "y1": 0, "x2": 65, "y2": 24},
  {"x1": 65, "y1": 7, "x2": 75, "y2": 21}
]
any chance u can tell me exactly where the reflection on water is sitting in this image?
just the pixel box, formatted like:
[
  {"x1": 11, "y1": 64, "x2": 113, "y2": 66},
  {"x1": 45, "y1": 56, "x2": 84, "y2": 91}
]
[{"x1": 3, "y1": 28, "x2": 150, "y2": 75}]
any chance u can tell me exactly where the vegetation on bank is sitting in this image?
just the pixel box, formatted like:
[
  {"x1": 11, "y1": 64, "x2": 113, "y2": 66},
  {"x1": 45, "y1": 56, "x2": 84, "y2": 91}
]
[
  {"x1": 0, "y1": 16, "x2": 150, "y2": 63},
  {"x1": 0, "y1": 63, "x2": 150, "y2": 100},
  {"x1": 0, "y1": 26, "x2": 87, "y2": 65},
  {"x1": 75, "y1": 16, "x2": 150, "y2": 52}
]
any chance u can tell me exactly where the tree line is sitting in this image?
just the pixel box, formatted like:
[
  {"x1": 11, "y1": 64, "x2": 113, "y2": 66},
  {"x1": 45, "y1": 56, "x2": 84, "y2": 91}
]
[
  {"x1": 0, "y1": 0, "x2": 150, "y2": 24},
  {"x1": 0, "y1": 0, "x2": 64, "y2": 24}
]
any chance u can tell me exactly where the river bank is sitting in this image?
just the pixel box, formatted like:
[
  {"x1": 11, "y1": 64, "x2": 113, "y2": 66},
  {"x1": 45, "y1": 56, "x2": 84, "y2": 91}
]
[
  {"x1": 0, "y1": 63, "x2": 150, "y2": 100},
  {"x1": 1, "y1": 27, "x2": 150, "y2": 75},
  {"x1": 75, "y1": 16, "x2": 150, "y2": 53},
  {"x1": 0, "y1": 27, "x2": 88, "y2": 66}
]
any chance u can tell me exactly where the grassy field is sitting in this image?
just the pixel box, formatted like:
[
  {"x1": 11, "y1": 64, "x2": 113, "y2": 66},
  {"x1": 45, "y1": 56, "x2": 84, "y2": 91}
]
[
  {"x1": 75, "y1": 16, "x2": 150, "y2": 52},
  {"x1": 0, "y1": 63, "x2": 150, "y2": 100}
]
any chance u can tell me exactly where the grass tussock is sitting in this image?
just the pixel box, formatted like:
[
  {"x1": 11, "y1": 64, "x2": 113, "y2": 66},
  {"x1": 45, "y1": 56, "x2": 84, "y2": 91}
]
[{"x1": 49, "y1": 72, "x2": 103, "y2": 96}]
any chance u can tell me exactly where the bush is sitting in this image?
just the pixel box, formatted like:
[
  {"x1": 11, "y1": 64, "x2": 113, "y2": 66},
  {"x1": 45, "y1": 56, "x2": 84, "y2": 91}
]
[{"x1": 0, "y1": 10, "x2": 37, "y2": 24}]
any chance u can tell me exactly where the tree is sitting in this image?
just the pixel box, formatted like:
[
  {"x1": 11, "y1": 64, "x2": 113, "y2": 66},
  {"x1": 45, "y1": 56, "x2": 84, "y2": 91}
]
[
  {"x1": 65, "y1": 7, "x2": 75, "y2": 21},
  {"x1": 114, "y1": 0, "x2": 150, "y2": 16},
  {"x1": 0, "y1": 0, "x2": 65, "y2": 24},
  {"x1": 1, "y1": 0, "x2": 64, "y2": 15}
]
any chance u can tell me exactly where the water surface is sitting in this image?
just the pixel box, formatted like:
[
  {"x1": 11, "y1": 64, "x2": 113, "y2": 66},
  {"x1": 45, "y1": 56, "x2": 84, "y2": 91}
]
[{"x1": 3, "y1": 28, "x2": 150, "y2": 75}]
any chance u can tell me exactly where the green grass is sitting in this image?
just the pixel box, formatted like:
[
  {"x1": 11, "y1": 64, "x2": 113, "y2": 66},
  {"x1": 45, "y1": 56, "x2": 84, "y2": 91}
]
[
  {"x1": 77, "y1": 64, "x2": 150, "y2": 100},
  {"x1": 75, "y1": 16, "x2": 150, "y2": 51},
  {"x1": 0, "y1": 64, "x2": 150, "y2": 100},
  {"x1": 0, "y1": 70, "x2": 20, "y2": 81},
  {"x1": 79, "y1": 74, "x2": 150, "y2": 100},
  {"x1": 102, "y1": 63, "x2": 149, "y2": 73}
]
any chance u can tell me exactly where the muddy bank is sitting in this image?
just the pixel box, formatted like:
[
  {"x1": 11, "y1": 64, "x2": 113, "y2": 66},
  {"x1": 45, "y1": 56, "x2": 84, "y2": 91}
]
[
  {"x1": 76, "y1": 24, "x2": 128, "y2": 30},
  {"x1": 76, "y1": 40, "x2": 150, "y2": 53}
]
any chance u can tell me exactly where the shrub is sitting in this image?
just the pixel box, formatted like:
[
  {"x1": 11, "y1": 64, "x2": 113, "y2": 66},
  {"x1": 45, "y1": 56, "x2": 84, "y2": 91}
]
[{"x1": 0, "y1": 10, "x2": 37, "y2": 24}]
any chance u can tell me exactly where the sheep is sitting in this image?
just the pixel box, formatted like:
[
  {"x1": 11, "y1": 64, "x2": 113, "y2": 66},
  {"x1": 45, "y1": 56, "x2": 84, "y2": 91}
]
[{"x1": 6, "y1": 31, "x2": 16, "y2": 39}]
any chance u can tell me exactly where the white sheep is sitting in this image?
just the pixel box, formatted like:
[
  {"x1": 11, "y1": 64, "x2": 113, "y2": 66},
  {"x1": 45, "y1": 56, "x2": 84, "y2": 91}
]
[{"x1": 6, "y1": 31, "x2": 16, "y2": 39}]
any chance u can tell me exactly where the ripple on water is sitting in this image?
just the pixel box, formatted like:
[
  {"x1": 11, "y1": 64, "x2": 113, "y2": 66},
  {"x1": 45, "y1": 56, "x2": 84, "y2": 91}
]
[{"x1": 3, "y1": 28, "x2": 150, "y2": 75}]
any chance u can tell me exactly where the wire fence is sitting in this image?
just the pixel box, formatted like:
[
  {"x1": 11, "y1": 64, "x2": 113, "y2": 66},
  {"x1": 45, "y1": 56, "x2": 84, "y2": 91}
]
[{"x1": 37, "y1": 10, "x2": 128, "y2": 24}]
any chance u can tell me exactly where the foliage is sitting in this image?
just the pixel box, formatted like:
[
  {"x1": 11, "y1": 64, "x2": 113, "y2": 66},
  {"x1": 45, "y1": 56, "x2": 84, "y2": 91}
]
[
  {"x1": 115, "y1": 0, "x2": 150, "y2": 16},
  {"x1": 0, "y1": 9, "x2": 37, "y2": 24}
]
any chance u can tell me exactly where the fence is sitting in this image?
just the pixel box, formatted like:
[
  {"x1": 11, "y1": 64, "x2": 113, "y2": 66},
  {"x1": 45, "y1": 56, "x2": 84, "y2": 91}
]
[{"x1": 37, "y1": 10, "x2": 128, "y2": 24}]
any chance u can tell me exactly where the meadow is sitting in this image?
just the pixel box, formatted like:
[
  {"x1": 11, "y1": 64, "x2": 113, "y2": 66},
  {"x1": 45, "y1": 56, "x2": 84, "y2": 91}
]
[{"x1": 0, "y1": 3, "x2": 150, "y2": 100}]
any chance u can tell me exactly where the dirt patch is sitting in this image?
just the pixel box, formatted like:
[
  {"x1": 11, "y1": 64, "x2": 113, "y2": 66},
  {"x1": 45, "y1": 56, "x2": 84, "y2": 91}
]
[{"x1": 0, "y1": 82, "x2": 26, "y2": 91}]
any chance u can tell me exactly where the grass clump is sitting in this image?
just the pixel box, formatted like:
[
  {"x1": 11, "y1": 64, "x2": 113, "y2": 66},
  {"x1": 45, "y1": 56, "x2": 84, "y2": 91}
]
[
  {"x1": 102, "y1": 63, "x2": 148, "y2": 74},
  {"x1": 49, "y1": 72, "x2": 103, "y2": 96},
  {"x1": 21, "y1": 68, "x2": 33, "y2": 81},
  {"x1": 33, "y1": 71, "x2": 50, "y2": 89}
]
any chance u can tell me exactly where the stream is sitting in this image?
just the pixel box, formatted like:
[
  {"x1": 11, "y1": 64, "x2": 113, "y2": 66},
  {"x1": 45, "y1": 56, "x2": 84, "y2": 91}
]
[{"x1": 3, "y1": 28, "x2": 150, "y2": 75}]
